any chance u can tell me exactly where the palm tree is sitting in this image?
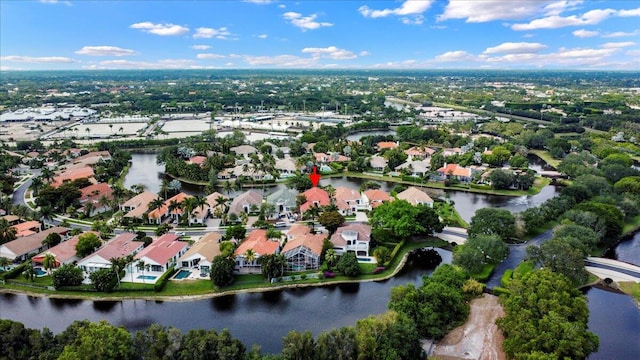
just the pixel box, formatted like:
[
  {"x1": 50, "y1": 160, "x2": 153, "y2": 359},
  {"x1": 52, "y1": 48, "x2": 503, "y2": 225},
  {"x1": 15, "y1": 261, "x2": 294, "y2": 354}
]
[
  {"x1": 244, "y1": 249, "x2": 257, "y2": 267},
  {"x1": 222, "y1": 181, "x2": 234, "y2": 195},
  {"x1": 159, "y1": 179, "x2": 170, "y2": 199},
  {"x1": 325, "y1": 249, "x2": 338, "y2": 270},
  {"x1": 131, "y1": 183, "x2": 146, "y2": 194},
  {"x1": 110, "y1": 257, "x2": 125, "y2": 288},
  {"x1": 136, "y1": 260, "x2": 147, "y2": 283},
  {"x1": 0, "y1": 218, "x2": 17, "y2": 244},
  {"x1": 85, "y1": 127, "x2": 91, "y2": 138},
  {"x1": 42, "y1": 253, "x2": 57, "y2": 275},
  {"x1": 41, "y1": 168, "x2": 55, "y2": 184},
  {"x1": 168, "y1": 200, "x2": 181, "y2": 223},
  {"x1": 149, "y1": 197, "x2": 165, "y2": 212},
  {"x1": 180, "y1": 197, "x2": 197, "y2": 225},
  {"x1": 24, "y1": 263, "x2": 36, "y2": 282},
  {"x1": 29, "y1": 176, "x2": 44, "y2": 195},
  {"x1": 0, "y1": 256, "x2": 11, "y2": 270}
]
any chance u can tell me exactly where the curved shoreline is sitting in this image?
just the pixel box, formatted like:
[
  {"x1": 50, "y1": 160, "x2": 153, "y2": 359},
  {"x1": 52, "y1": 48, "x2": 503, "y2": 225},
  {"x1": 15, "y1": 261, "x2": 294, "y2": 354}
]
[{"x1": 0, "y1": 247, "x2": 412, "y2": 303}]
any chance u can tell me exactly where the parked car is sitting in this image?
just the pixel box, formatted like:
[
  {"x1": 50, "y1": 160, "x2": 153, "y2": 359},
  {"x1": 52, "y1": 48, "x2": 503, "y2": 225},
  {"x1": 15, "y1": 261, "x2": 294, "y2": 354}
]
[
  {"x1": 274, "y1": 221, "x2": 287, "y2": 228},
  {"x1": 175, "y1": 231, "x2": 186, "y2": 236}
]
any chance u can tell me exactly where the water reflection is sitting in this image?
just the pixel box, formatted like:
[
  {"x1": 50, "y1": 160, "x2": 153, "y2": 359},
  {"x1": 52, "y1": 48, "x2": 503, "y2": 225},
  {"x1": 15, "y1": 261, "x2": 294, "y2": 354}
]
[
  {"x1": 93, "y1": 301, "x2": 119, "y2": 313},
  {"x1": 211, "y1": 295, "x2": 236, "y2": 311}
]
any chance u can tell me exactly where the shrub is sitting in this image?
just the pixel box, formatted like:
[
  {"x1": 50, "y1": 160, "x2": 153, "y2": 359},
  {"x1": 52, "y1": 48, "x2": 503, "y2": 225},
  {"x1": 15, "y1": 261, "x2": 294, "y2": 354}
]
[
  {"x1": 153, "y1": 266, "x2": 176, "y2": 292},
  {"x1": 52, "y1": 264, "x2": 84, "y2": 289},
  {"x1": 0, "y1": 263, "x2": 27, "y2": 280},
  {"x1": 323, "y1": 271, "x2": 335, "y2": 278}
]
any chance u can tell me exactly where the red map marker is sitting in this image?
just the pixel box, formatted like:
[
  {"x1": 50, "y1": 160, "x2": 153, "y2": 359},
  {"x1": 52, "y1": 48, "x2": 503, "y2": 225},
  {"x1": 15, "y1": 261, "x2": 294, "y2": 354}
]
[{"x1": 309, "y1": 165, "x2": 321, "y2": 187}]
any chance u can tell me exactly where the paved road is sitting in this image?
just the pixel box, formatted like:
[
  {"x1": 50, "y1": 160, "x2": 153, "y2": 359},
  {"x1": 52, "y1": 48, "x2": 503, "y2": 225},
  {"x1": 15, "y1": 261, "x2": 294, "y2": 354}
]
[
  {"x1": 485, "y1": 229, "x2": 554, "y2": 289},
  {"x1": 585, "y1": 257, "x2": 640, "y2": 281}
]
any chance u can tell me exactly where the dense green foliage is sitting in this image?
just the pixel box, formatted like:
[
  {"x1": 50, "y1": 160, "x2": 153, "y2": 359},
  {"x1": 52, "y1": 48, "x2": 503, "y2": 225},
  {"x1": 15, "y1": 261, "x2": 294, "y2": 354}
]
[
  {"x1": 75, "y1": 232, "x2": 102, "y2": 258},
  {"x1": 467, "y1": 208, "x2": 516, "y2": 241},
  {"x1": 335, "y1": 252, "x2": 361, "y2": 277},
  {"x1": 453, "y1": 234, "x2": 509, "y2": 274},
  {"x1": 369, "y1": 200, "x2": 443, "y2": 241},
  {"x1": 52, "y1": 263, "x2": 84, "y2": 289},
  {"x1": 210, "y1": 255, "x2": 236, "y2": 287},
  {"x1": 497, "y1": 269, "x2": 599, "y2": 359}
]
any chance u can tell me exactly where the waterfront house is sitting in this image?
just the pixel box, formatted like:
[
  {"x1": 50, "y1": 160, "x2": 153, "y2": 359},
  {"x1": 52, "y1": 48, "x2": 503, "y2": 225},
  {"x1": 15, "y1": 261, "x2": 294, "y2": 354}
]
[
  {"x1": 266, "y1": 188, "x2": 298, "y2": 215},
  {"x1": 334, "y1": 186, "x2": 361, "y2": 215},
  {"x1": 396, "y1": 187, "x2": 434, "y2": 207},
  {"x1": 147, "y1": 192, "x2": 191, "y2": 224},
  {"x1": 275, "y1": 157, "x2": 299, "y2": 177},
  {"x1": 51, "y1": 166, "x2": 95, "y2": 187},
  {"x1": 234, "y1": 229, "x2": 280, "y2": 272},
  {"x1": 395, "y1": 159, "x2": 431, "y2": 177},
  {"x1": 177, "y1": 232, "x2": 222, "y2": 275},
  {"x1": 361, "y1": 189, "x2": 391, "y2": 210},
  {"x1": 79, "y1": 183, "x2": 114, "y2": 215},
  {"x1": 77, "y1": 232, "x2": 143, "y2": 274},
  {"x1": 437, "y1": 163, "x2": 472, "y2": 183},
  {"x1": 282, "y1": 233, "x2": 326, "y2": 271},
  {"x1": 32, "y1": 234, "x2": 83, "y2": 267},
  {"x1": 376, "y1": 141, "x2": 398, "y2": 150},
  {"x1": 134, "y1": 234, "x2": 188, "y2": 273},
  {"x1": 187, "y1": 155, "x2": 207, "y2": 167},
  {"x1": 0, "y1": 227, "x2": 69, "y2": 263},
  {"x1": 314, "y1": 152, "x2": 350, "y2": 163},
  {"x1": 330, "y1": 224, "x2": 372, "y2": 257},
  {"x1": 369, "y1": 155, "x2": 388, "y2": 172},
  {"x1": 205, "y1": 192, "x2": 229, "y2": 218},
  {"x1": 299, "y1": 187, "x2": 330, "y2": 215}
]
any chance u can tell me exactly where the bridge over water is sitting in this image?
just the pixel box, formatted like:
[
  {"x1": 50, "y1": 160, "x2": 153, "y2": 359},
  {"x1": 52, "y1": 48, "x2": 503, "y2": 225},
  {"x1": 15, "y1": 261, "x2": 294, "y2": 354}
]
[{"x1": 585, "y1": 257, "x2": 640, "y2": 283}]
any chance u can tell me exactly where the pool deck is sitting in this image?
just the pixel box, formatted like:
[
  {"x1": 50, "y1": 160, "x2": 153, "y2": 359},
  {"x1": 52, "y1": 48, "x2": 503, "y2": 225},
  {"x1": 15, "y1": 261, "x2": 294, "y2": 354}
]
[{"x1": 121, "y1": 271, "x2": 163, "y2": 284}]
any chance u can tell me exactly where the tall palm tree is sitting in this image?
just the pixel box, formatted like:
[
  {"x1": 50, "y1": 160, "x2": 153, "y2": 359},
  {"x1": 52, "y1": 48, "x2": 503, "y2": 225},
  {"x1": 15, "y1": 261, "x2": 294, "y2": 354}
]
[
  {"x1": 244, "y1": 249, "x2": 257, "y2": 267},
  {"x1": 42, "y1": 253, "x2": 57, "y2": 275},
  {"x1": 24, "y1": 263, "x2": 36, "y2": 282},
  {"x1": 40, "y1": 168, "x2": 55, "y2": 184},
  {"x1": 159, "y1": 179, "x2": 170, "y2": 200},
  {"x1": 168, "y1": 200, "x2": 182, "y2": 222},
  {"x1": 222, "y1": 181, "x2": 234, "y2": 195},
  {"x1": 110, "y1": 257, "x2": 125, "y2": 288}
]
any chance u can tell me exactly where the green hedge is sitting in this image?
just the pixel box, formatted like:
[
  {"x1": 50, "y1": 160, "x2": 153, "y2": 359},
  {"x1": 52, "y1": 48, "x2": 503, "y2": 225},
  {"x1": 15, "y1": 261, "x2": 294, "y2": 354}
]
[
  {"x1": 0, "y1": 263, "x2": 27, "y2": 280},
  {"x1": 384, "y1": 240, "x2": 405, "y2": 267},
  {"x1": 154, "y1": 266, "x2": 177, "y2": 292}
]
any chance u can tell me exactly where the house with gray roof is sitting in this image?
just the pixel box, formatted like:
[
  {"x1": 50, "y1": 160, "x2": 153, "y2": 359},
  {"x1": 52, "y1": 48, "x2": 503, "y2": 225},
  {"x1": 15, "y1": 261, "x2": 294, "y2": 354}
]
[
  {"x1": 228, "y1": 190, "x2": 263, "y2": 215},
  {"x1": 267, "y1": 188, "x2": 298, "y2": 214}
]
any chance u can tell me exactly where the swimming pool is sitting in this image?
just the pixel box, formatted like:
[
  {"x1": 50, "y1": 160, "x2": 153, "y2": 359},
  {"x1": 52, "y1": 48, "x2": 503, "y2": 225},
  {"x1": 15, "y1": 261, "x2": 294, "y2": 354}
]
[
  {"x1": 34, "y1": 267, "x2": 46, "y2": 276},
  {"x1": 137, "y1": 275, "x2": 157, "y2": 281},
  {"x1": 174, "y1": 270, "x2": 192, "y2": 280},
  {"x1": 357, "y1": 257, "x2": 375, "y2": 263}
]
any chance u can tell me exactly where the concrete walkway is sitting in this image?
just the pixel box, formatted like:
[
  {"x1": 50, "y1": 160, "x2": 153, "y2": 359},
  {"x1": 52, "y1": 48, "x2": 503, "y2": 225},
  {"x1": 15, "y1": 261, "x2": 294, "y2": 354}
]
[{"x1": 436, "y1": 226, "x2": 468, "y2": 245}]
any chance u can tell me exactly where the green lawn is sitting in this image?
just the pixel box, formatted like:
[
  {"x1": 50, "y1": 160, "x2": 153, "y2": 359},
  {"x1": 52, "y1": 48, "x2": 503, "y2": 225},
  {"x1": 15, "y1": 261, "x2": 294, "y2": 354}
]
[
  {"x1": 618, "y1": 282, "x2": 640, "y2": 303},
  {"x1": 622, "y1": 214, "x2": 640, "y2": 236},
  {"x1": 529, "y1": 149, "x2": 561, "y2": 168}
]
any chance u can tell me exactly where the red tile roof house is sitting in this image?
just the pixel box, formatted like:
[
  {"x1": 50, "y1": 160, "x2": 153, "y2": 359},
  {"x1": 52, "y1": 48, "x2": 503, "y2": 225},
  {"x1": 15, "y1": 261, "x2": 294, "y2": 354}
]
[
  {"x1": 79, "y1": 183, "x2": 114, "y2": 216},
  {"x1": 437, "y1": 163, "x2": 473, "y2": 183},
  {"x1": 361, "y1": 189, "x2": 391, "y2": 211},
  {"x1": 299, "y1": 187, "x2": 331, "y2": 215},
  {"x1": 132, "y1": 234, "x2": 189, "y2": 277},
  {"x1": 377, "y1": 141, "x2": 399, "y2": 150},
  {"x1": 147, "y1": 192, "x2": 191, "y2": 225},
  {"x1": 330, "y1": 224, "x2": 372, "y2": 257},
  {"x1": 51, "y1": 166, "x2": 96, "y2": 187},
  {"x1": 334, "y1": 186, "x2": 362, "y2": 215},
  {"x1": 32, "y1": 233, "x2": 85, "y2": 268},
  {"x1": 0, "y1": 227, "x2": 69, "y2": 263},
  {"x1": 11, "y1": 220, "x2": 41, "y2": 238},
  {"x1": 282, "y1": 233, "x2": 326, "y2": 271},
  {"x1": 314, "y1": 152, "x2": 350, "y2": 163},
  {"x1": 187, "y1": 155, "x2": 207, "y2": 167},
  {"x1": 234, "y1": 229, "x2": 280, "y2": 273},
  {"x1": 77, "y1": 232, "x2": 144, "y2": 274}
]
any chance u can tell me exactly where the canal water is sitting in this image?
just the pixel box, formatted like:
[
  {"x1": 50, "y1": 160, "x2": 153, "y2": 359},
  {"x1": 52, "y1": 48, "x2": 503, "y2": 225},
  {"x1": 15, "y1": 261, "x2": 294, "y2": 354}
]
[{"x1": 2, "y1": 153, "x2": 637, "y2": 357}]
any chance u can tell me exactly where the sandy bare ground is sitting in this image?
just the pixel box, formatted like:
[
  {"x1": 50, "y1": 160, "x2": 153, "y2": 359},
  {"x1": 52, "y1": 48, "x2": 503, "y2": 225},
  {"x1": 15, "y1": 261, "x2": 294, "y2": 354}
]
[{"x1": 431, "y1": 294, "x2": 507, "y2": 360}]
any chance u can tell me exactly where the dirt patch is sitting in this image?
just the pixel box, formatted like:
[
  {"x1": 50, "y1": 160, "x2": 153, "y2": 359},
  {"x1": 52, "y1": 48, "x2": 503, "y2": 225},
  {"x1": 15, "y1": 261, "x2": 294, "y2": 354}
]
[{"x1": 431, "y1": 294, "x2": 507, "y2": 360}]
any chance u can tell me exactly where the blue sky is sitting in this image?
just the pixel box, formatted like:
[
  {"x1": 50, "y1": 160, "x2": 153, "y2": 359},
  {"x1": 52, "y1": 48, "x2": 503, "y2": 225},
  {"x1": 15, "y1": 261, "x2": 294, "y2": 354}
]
[{"x1": 1, "y1": 0, "x2": 639, "y2": 70}]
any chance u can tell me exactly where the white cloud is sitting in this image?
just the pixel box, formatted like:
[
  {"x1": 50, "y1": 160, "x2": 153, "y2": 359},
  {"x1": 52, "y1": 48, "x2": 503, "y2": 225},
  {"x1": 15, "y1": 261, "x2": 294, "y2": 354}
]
[
  {"x1": 39, "y1": 0, "x2": 72, "y2": 5},
  {"x1": 370, "y1": 60, "x2": 419, "y2": 69},
  {"x1": 301, "y1": 46, "x2": 357, "y2": 60},
  {"x1": 483, "y1": 42, "x2": 547, "y2": 54},
  {"x1": 130, "y1": 22, "x2": 189, "y2": 36},
  {"x1": 283, "y1": 12, "x2": 332, "y2": 31},
  {"x1": 602, "y1": 30, "x2": 640, "y2": 38},
  {"x1": 191, "y1": 45, "x2": 211, "y2": 50},
  {"x1": 573, "y1": 29, "x2": 599, "y2": 38},
  {"x1": 258, "y1": 34, "x2": 268, "y2": 39},
  {"x1": 359, "y1": 0, "x2": 434, "y2": 20},
  {"x1": 512, "y1": 8, "x2": 616, "y2": 30},
  {"x1": 434, "y1": 50, "x2": 474, "y2": 62},
  {"x1": 75, "y1": 46, "x2": 136, "y2": 56},
  {"x1": 543, "y1": 1, "x2": 583, "y2": 16},
  {"x1": 193, "y1": 27, "x2": 232, "y2": 39},
  {"x1": 600, "y1": 42, "x2": 637, "y2": 49},
  {"x1": 197, "y1": 53, "x2": 226, "y2": 59},
  {"x1": 359, "y1": 51, "x2": 370, "y2": 56},
  {"x1": 1, "y1": 55, "x2": 76, "y2": 63},
  {"x1": 438, "y1": 0, "x2": 544, "y2": 22},
  {"x1": 618, "y1": 8, "x2": 640, "y2": 17}
]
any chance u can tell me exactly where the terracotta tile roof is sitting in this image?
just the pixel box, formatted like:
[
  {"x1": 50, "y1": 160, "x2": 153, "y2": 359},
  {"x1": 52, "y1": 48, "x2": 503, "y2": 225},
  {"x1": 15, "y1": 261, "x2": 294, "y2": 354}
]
[
  {"x1": 33, "y1": 233, "x2": 87, "y2": 266},
  {"x1": 80, "y1": 183, "x2": 113, "y2": 203},
  {"x1": 11, "y1": 221, "x2": 41, "y2": 237},
  {"x1": 300, "y1": 187, "x2": 330, "y2": 213},
  {"x1": 52, "y1": 166, "x2": 95, "y2": 187},
  {"x1": 437, "y1": 163, "x2": 471, "y2": 178},
  {"x1": 134, "y1": 234, "x2": 187, "y2": 266},
  {"x1": 286, "y1": 224, "x2": 311, "y2": 239},
  {"x1": 80, "y1": 232, "x2": 142, "y2": 263},
  {"x1": 188, "y1": 156, "x2": 207, "y2": 166},
  {"x1": 363, "y1": 189, "x2": 390, "y2": 202},
  {"x1": 282, "y1": 233, "x2": 325, "y2": 256},
  {"x1": 0, "y1": 227, "x2": 69, "y2": 258},
  {"x1": 147, "y1": 192, "x2": 191, "y2": 220},
  {"x1": 377, "y1": 141, "x2": 398, "y2": 149},
  {"x1": 235, "y1": 229, "x2": 279, "y2": 257}
]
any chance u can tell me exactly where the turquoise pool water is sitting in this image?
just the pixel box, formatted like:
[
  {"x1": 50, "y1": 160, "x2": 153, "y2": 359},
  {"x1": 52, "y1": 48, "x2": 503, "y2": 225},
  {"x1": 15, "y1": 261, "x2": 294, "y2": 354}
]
[
  {"x1": 137, "y1": 275, "x2": 157, "y2": 280},
  {"x1": 34, "y1": 268, "x2": 46, "y2": 276},
  {"x1": 174, "y1": 270, "x2": 191, "y2": 280},
  {"x1": 357, "y1": 257, "x2": 374, "y2": 263}
]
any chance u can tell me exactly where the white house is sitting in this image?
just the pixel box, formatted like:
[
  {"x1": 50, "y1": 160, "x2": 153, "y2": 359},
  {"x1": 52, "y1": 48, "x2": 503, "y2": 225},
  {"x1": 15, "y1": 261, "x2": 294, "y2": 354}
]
[
  {"x1": 77, "y1": 233, "x2": 143, "y2": 274},
  {"x1": 177, "y1": 232, "x2": 222, "y2": 276},
  {"x1": 330, "y1": 224, "x2": 371, "y2": 257},
  {"x1": 133, "y1": 234, "x2": 189, "y2": 273}
]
